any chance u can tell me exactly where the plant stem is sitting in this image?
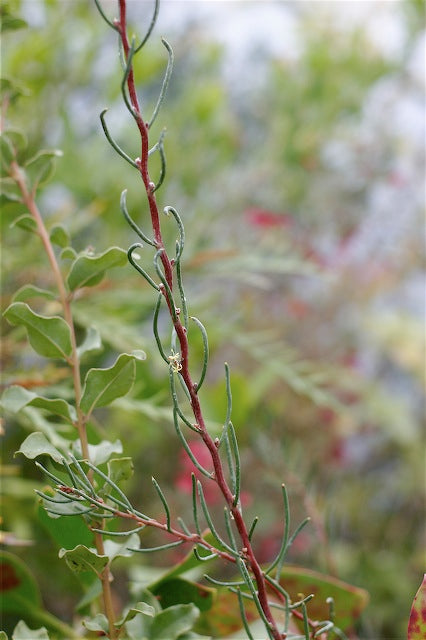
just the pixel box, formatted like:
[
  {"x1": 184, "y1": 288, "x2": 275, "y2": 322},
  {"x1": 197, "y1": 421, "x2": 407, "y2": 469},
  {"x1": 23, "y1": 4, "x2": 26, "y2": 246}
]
[
  {"x1": 10, "y1": 161, "x2": 118, "y2": 640},
  {"x1": 9, "y1": 162, "x2": 88, "y2": 456},
  {"x1": 115, "y1": 4, "x2": 283, "y2": 638}
]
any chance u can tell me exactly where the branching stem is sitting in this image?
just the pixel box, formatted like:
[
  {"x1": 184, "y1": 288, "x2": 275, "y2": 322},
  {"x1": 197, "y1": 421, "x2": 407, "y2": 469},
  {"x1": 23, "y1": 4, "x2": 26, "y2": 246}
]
[
  {"x1": 113, "y1": 3, "x2": 283, "y2": 638},
  {"x1": 9, "y1": 161, "x2": 118, "y2": 640}
]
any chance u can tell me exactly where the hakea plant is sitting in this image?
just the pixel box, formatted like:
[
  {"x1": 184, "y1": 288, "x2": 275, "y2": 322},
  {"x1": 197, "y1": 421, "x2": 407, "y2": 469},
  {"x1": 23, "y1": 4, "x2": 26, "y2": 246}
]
[{"x1": 0, "y1": 1, "x2": 370, "y2": 639}]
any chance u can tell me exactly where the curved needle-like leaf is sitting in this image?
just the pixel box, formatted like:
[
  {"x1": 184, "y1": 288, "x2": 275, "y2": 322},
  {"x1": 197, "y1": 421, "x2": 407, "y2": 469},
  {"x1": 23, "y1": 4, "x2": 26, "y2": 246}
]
[
  {"x1": 83, "y1": 459, "x2": 133, "y2": 510},
  {"x1": 120, "y1": 189, "x2": 155, "y2": 246},
  {"x1": 173, "y1": 409, "x2": 212, "y2": 479},
  {"x1": 248, "y1": 516, "x2": 259, "y2": 542},
  {"x1": 228, "y1": 422, "x2": 241, "y2": 507},
  {"x1": 154, "y1": 249, "x2": 177, "y2": 321},
  {"x1": 265, "y1": 484, "x2": 290, "y2": 578},
  {"x1": 153, "y1": 293, "x2": 169, "y2": 363},
  {"x1": 197, "y1": 481, "x2": 238, "y2": 557},
  {"x1": 163, "y1": 206, "x2": 184, "y2": 260},
  {"x1": 130, "y1": 540, "x2": 184, "y2": 553},
  {"x1": 190, "y1": 316, "x2": 208, "y2": 391},
  {"x1": 236, "y1": 588, "x2": 256, "y2": 640},
  {"x1": 99, "y1": 109, "x2": 138, "y2": 168},
  {"x1": 148, "y1": 38, "x2": 174, "y2": 129},
  {"x1": 223, "y1": 507, "x2": 237, "y2": 551},
  {"x1": 128, "y1": 243, "x2": 160, "y2": 290},
  {"x1": 135, "y1": 0, "x2": 159, "y2": 52},
  {"x1": 176, "y1": 256, "x2": 188, "y2": 327},
  {"x1": 191, "y1": 473, "x2": 201, "y2": 536},
  {"x1": 152, "y1": 129, "x2": 167, "y2": 193},
  {"x1": 237, "y1": 558, "x2": 275, "y2": 640},
  {"x1": 193, "y1": 548, "x2": 217, "y2": 562},
  {"x1": 152, "y1": 476, "x2": 171, "y2": 532},
  {"x1": 94, "y1": 0, "x2": 118, "y2": 30},
  {"x1": 121, "y1": 38, "x2": 137, "y2": 117}
]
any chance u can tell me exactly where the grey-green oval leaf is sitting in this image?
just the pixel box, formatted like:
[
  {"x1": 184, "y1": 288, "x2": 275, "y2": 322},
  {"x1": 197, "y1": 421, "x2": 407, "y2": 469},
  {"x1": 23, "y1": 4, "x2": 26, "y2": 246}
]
[
  {"x1": 12, "y1": 621, "x2": 50, "y2": 640},
  {"x1": 67, "y1": 246, "x2": 127, "y2": 292},
  {"x1": 3, "y1": 302, "x2": 72, "y2": 360},
  {"x1": 80, "y1": 353, "x2": 143, "y2": 417},
  {"x1": 1, "y1": 177, "x2": 23, "y2": 203},
  {"x1": 24, "y1": 149, "x2": 63, "y2": 190},
  {"x1": 17, "y1": 432, "x2": 64, "y2": 463},
  {"x1": 58, "y1": 545, "x2": 108, "y2": 576},
  {"x1": 49, "y1": 224, "x2": 70, "y2": 248},
  {"x1": 10, "y1": 214, "x2": 37, "y2": 233},
  {"x1": 1, "y1": 385, "x2": 76, "y2": 423},
  {"x1": 12, "y1": 284, "x2": 56, "y2": 303},
  {"x1": 150, "y1": 604, "x2": 200, "y2": 640},
  {"x1": 72, "y1": 439, "x2": 122, "y2": 466}
]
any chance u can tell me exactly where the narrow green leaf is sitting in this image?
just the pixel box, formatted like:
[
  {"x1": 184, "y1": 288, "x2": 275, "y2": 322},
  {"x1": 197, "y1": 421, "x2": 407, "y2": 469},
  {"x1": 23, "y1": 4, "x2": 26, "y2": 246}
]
[
  {"x1": 12, "y1": 285, "x2": 56, "y2": 303},
  {"x1": 49, "y1": 224, "x2": 70, "y2": 248},
  {"x1": 67, "y1": 246, "x2": 127, "y2": 291},
  {"x1": 3, "y1": 302, "x2": 72, "y2": 360},
  {"x1": 152, "y1": 476, "x2": 171, "y2": 531},
  {"x1": 80, "y1": 353, "x2": 141, "y2": 416},
  {"x1": 58, "y1": 544, "x2": 108, "y2": 575},
  {"x1": 131, "y1": 541, "x2": 184, "y2": 554},
  {"x1": 12, "y1": 622, "x2": 49, "y2": 640},
  {"x1": 41, "y1": 494, "x2": 93, "y2": 519},
  {"x1": 16, "y1": 432, "x2": 64, "y2": 464},
  {"x1": 103, "y1": 533, "x2": 140, "y2": 561},
  {"x1": 147, "y1": 531, "x2": 217, "y2": 590}
]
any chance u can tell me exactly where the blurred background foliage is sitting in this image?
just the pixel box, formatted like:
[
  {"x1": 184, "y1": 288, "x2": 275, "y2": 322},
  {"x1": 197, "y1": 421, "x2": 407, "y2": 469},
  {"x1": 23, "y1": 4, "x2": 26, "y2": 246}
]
[{"x1": 1, "y1": 1, "x2": 424, "y2": 638}]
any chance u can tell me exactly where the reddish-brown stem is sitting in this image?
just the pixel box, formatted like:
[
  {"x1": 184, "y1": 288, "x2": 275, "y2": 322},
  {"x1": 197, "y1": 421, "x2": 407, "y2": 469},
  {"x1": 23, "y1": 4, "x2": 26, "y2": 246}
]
[{"x1": 115, "y1": 3, "x2": 284, "y2": 638}]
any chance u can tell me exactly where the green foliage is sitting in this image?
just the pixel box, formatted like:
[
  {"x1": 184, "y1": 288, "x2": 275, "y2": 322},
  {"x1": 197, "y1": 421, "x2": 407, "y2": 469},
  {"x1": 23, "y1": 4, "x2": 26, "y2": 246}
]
[
  {"x1": 67, "y1": 247, "x2": 127, "y2": 291},
  {"x1": 1, "y1": 1, "x2": 422, "y2": 639},
  {"x1": 80, "y1": 352, "x2": 145, "y2": 416},
  {"x1": 0, "y1": 550, "x2": 41, "y2": 615},
  {"x1": 11, "y1": 622, "x2": 50, "y2": 640},
  {"x1": 4, "y1": 303, "x2": 72, "y2": 360}
]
